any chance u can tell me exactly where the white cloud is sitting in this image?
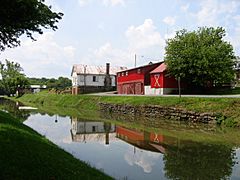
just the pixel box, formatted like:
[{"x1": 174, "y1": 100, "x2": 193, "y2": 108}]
[
  {"x1": 103, "y1": 0, "x2": 125, "y2": 6},
  {"x1": 163, "y1": 16, "x2": 176, "y2": 26},
  {"x1": 78, "y1": 0, "x2": 91, "y2": 7},
  {"x1": 0, "y1": 32, "x2": 76, "y2": 78},
  {"x1": 125, "y1": 19, "x2": 165, "y2": 51},
  {"x1": 87, "y1": 19, "x2": 165, "y2": 68},
  {"x1": 93, "y1": 43, "x2": 131, "y2": 66},
  {"x1": 164, "y1": 31, "x2": 176, "y2": 40},
  {"x1": 193, "y1": 0, "x2": 240, "y2": 26}
]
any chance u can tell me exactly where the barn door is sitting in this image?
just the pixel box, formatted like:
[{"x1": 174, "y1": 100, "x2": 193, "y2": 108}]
[{"x1": 135, "y1": 82, "x2": 143, "y2": 95}]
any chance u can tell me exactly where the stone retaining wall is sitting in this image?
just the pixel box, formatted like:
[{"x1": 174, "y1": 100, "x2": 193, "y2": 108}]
[{"x1": 99, "y1": 103, "x2": 217, "y2": 124}]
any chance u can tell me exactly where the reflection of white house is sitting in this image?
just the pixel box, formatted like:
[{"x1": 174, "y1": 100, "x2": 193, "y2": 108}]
[
  {"x1": 71, "y1": 63, "x2": 127, "y2": 94},
  {"x1": 71, "y1": 121, "x2": 115, "y2": 135},
  {"x1": 70, "y1": 118, "x2": 116, "y2": 144}
]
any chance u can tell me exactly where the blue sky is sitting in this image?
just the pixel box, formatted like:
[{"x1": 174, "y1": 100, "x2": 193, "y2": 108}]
[{"x1": 1, "y1": 0, "x2": 240, "y2": 78}]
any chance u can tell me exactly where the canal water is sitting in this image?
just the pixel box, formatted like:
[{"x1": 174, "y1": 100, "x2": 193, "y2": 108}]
[{"x1": 1, "y1": 99, "x2": 240, "y2": 180}]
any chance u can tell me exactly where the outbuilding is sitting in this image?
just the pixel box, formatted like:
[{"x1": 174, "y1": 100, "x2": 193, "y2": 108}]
[
  {"x1": 71, "y1": 63, "x2": 127, "y2": 94},
  {"x1": 117, "y1": 62, "x2": 180, "y2": 95},
  {"x1": 117, "y1": 62, "x2": 162, "y2": 95},
  {"x1": 149, "y1": 63, "x2": 179, "y2": 95}
]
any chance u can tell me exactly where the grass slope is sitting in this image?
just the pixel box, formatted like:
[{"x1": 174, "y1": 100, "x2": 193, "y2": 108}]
[
  {"x1": 0, "y1": 111, "x2": 112, "y2": 179},
  {"x1": 18, "y1": 92, "x2": 240, "y2": 126}
]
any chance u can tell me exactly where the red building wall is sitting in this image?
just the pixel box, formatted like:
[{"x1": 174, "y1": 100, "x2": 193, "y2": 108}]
[
  {"x1": 117, "y1": 63, "x2": 161, "y2": 95},
  {"x1": 151, "y1": 72, "x2": 178, "y2": 89}
]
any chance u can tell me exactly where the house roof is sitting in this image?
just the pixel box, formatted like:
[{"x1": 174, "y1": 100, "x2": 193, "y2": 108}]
[
  {"x1": 71, "y1": 64, "x2": 127, "y2": 76},
  {"x1": 117, "y1": 61, "x2": 163, "y2": 73},
  {"x1": 150, "y1": 63, "x2": 167, "y2": 74}
]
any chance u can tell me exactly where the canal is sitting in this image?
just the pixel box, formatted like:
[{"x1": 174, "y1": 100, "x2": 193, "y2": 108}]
[{"x1": 1, "y1": 99, "x2": 240, "y2": 180}]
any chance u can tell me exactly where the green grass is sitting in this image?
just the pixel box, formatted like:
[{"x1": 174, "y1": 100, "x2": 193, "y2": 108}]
[
  {"x1": 15, "y1": 92, "x2": 240, "y2": 126},
  {"x1": 0, "y1": 110, "x2": 112, "y2": 179},
  {"x1": 7, "y1": 93, "x2": 240, "y2": 149}
]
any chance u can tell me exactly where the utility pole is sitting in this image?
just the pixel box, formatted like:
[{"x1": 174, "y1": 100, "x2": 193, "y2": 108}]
[
  {"x1": 134, "y1": 54, "x2": 137, "y2": 67},
  {"x1": 178, "y1": 76, "x2": 181, "y2": 98}
]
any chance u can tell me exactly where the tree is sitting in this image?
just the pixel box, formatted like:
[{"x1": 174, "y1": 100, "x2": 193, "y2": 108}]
[
  {"x1": 27, "y1": 76, "x2": 71, "y2": 89},
  {"x1": 57, "y1": 77, "x2": 72, "y2": 88},
  {"x1": 0, "y1": 0, "x2": 63, "y2": 51},
  {"x1": 0, "y1": 60, "x2": 29, "y2": 96},
  {"x1": 165, "y1": 27, "x2": 235, "y2": 88}
]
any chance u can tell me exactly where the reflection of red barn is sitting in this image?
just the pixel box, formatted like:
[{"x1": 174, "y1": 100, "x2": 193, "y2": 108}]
[
  {"x1": 116, "y1": 126, "x2": 165, "y2": 153},
  {"x1": 117, "y1": 62, "x2": 180, "y2": 95}
]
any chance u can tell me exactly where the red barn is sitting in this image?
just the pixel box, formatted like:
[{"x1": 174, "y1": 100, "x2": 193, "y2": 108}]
[
  {"x1": 117, "y1": 62, "x2": 161, "y2": 95},
  {"x1": 149, "y1": 63, "x2": 179, "y2": 95},
  {"x1": 117, "y1": 62, "x2": 180, "y2": 95}
]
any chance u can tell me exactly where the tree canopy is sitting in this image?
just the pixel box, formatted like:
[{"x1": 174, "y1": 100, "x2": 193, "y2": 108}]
[
  {"x1": 165, "y1": 27, "x2": 235, "y2": 88},
  {"x1": 0, "y1": 60, "x2": 29, "y2": 96},
  {"x1": 27, "y1": 77, "x2": 71, "y2": 89},
  {"x1": 0, "y1": 0, "x2": 63, "y2": 51}
]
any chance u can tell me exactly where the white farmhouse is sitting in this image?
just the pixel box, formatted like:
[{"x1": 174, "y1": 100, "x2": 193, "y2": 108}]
[{"x1": 71, "y1": 63, "x2": 127, "y2": 94}]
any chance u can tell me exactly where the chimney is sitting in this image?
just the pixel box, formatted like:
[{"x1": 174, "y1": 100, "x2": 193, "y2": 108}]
[{"x1": 106, "y1": 63, "x2": 110, "y2": 75}]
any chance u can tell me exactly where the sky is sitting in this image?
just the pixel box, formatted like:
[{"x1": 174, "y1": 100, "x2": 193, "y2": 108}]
[{"x1": 1, "y1": 0, "x2": 240, "y2": 78}]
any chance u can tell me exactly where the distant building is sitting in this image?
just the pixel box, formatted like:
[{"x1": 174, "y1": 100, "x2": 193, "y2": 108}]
[
  {"x1": 71, "y1": 63, "x2": 127, "y2": 94},
  {"x1": 117, "y1": 62, "x2": 180, "y2": 95},
  {"x1": 30, "y1": 85, "x2": 47, "y2": 93}
]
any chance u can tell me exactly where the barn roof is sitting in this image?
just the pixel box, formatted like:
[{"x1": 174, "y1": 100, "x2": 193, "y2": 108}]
[
  {"x1": 150, "y1": 63, "x2": 167, "y2": 74},
  {"x1": 117, "y1": 61, "x2": 162, "y2": 73},
  {"x1": 71, "y1": 64, "x2": 127, "y2": 76}
]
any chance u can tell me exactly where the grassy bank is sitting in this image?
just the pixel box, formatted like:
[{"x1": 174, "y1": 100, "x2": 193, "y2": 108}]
[
  {"x1": 17, "y1": 92, "x2": 240, "y2": 126},
  {"x1": 6, "y1": 93, "x2": 240, "y2": 148},
  {"x1": 0, "y1": 110, "x2": 112, "y2": 179}
]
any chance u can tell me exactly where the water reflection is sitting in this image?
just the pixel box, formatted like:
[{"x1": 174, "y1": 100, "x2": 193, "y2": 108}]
[
  {"x1": 69, "y1": 119, "x2": 237, "y2": 179},
  {"x1": 116, "y1": 126, "x2": 165, "y2": 154},
  {"x1": 163, "y1": 142, "x2": 236, "y2": 180},
  {"x1": 0, "y1": 98, "x2": 239, "y2": 180},
  {"x1": 70, "y1": 117, "x2": 115, "y2": 145},
  {"x1": 0, "y1": 98, "x2": 31, "y2": 121}
]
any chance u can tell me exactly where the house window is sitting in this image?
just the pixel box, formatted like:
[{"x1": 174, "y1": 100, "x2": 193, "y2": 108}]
[
  {"x1": 126, "y1": 71, "x2": 128, "y2": 76},
  {"x1": 93, "y1": 76, "x2": 97, "y2": 82},
  {"x1": 92, "y1": 126, "x2": 97, "y2": 132},
  {"x1": 122, "y1": 72, "x2": 125, "y2": 76},
  {"x1": 137, "y1": 69, "x2": 141, "y2": 74}
]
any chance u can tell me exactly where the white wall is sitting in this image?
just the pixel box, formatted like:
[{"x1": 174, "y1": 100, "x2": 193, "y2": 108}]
[
  {"x1": 144, "y1": 86, "x2": 163, "y2": 95},
  {"x1": 72, "y1": 74, "x2": 116, "y2": 87},
  {"x1": 72, "y1": 72, "x2": 78, "y2": 86},
  {"x1": 71, "y1": 121, "x2": 115, "y2": 135},
  {"x1": 144, "y1": 86, "x2": 178, "y2": 95}
]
